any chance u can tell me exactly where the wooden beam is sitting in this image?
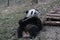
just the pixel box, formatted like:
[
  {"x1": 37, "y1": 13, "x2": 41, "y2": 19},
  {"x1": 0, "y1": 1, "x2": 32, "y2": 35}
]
[
  {"x1": 46, "y1": 14, "x2": 60, "y2": 17},
  {"x1": 44, "y1": 21, "x2": 60, "y2": 26},
  {"x1": 45, "y1": 16, "x2": 60, "y2": 19},
  {"x1": 49, "y1": 11, "x2": 60, "y2": 14}
]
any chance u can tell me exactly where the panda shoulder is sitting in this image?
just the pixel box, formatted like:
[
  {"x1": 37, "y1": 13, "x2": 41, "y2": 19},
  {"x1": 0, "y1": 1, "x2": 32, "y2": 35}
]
[
  {"x1": 18, "y1": 17, "x2": 28, "y2": 24},
  {"x1": 18, "y1": 19, "x2": 23, "y2": 24}
]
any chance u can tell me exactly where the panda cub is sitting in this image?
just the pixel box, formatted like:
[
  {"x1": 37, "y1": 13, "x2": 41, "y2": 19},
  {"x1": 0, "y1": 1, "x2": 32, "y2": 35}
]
[{"x1": 17, "y1": 9, "x2": 43, "y2": 38}]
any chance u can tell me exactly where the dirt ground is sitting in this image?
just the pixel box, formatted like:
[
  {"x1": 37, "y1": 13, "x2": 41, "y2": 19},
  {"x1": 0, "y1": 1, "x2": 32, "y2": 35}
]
[
  {"x1": 18, "y1": 26, "x2": 60, "y2": 40},
  {"x1": 33, "y1": 26, "x2": 60, "y2": 40}
]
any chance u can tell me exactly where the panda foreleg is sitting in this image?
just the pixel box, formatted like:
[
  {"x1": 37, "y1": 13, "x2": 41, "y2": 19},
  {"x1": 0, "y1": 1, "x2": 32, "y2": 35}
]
[
  {"x1": 29, "y1": 27, "x2": 38, "y2": 38},
  {"x1": 17, "y1": 27, "x2": 23, "y2": 38}
]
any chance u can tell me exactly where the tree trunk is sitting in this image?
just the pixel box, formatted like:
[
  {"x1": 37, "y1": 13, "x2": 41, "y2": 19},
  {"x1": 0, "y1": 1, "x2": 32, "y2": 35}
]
[{"x1": 7, "y1": 0, "x2": 9, "y2": 6}]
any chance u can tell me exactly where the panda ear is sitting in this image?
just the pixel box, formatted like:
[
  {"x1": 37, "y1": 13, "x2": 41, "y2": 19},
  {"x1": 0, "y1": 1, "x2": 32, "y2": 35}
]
[
  {"x1": 26, "y1": 10, "x2": 28, "y2": 14},
  {"x1": 35, "y1": 9, "x2": 38, "y2": 11}
]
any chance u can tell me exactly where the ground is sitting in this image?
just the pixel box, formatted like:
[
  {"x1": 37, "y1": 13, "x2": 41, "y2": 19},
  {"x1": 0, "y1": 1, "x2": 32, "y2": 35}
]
[{"x1": 39, "y1": 26, "x2": 60, "y2": 40}]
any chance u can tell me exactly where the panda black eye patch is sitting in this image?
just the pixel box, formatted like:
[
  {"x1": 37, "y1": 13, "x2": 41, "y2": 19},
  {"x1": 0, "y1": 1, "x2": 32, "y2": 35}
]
[
  {"x1": 34, "y1": 12, "x2": 36, "y2": 14},
  {"x1": 31, "y1": 11, "x2": 33, "y2": 15}
]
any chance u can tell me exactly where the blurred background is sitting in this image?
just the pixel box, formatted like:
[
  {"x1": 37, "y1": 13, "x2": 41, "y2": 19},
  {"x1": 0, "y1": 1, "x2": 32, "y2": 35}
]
[{"x1": 0, "y1": 0, "x2": 60, "y2": 40}]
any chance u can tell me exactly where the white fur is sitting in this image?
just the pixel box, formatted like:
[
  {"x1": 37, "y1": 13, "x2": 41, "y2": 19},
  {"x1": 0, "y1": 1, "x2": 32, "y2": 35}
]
[{"x1": 26, "y1": 9, "x2": 40, "y2": 18}]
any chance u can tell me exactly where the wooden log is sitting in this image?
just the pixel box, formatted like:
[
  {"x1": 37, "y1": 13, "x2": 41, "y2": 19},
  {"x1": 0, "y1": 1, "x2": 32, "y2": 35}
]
[
  {"x1": 45, "y1": 21, "x2": 60, "y2": 23},
  {"x1": 57, "y1": 12, "x2": 60, "y2": 14},
  {"x1": 49, "y1": 11, "x2": 57, "y2": 14},
  {"x1": 45, "y1": 16, "x2": 60, "y2": 19},
  {"x1": 44, "y1": 21, "x2": 60, "y2": 26},
  {"x1": 46, "y1": 14, "x2": 60, "y2": 17},
  {"x1": 47, "y1": 10, "x2": 60, "y2": 14}
]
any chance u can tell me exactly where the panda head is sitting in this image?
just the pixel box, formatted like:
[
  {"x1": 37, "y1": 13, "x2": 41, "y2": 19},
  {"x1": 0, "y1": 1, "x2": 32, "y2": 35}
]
[{"x1": 25, "y1": 9, "x2": 40, "y2": 18}]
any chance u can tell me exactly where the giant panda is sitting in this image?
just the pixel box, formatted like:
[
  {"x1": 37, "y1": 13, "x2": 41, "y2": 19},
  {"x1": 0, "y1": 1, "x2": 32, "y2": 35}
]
[{"x1": 17, "y1": 9, "x2": 43, "y2": 39}]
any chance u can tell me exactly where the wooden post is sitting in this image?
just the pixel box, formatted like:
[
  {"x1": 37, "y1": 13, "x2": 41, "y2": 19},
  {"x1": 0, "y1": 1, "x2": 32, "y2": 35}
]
[{"x1": 7, "y1": 0, "x2": 9, "y2": 6}]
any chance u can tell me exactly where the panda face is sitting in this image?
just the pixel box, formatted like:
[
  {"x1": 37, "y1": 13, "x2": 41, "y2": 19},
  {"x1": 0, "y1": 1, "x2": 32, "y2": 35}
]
[{"x1": 26, "y1": 9, "x2": 40, "y2": 18}]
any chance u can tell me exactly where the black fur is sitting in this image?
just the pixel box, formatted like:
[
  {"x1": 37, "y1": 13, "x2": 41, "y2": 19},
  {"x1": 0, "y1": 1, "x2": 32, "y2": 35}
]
[{"x1": 17, "y1": 17, "x2": 42, "y2": 38}]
